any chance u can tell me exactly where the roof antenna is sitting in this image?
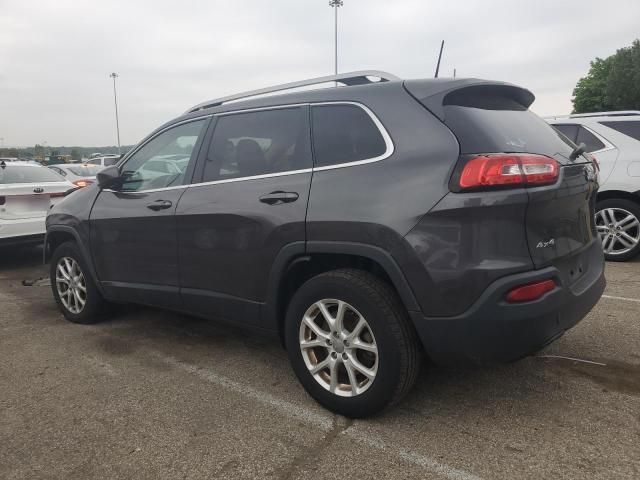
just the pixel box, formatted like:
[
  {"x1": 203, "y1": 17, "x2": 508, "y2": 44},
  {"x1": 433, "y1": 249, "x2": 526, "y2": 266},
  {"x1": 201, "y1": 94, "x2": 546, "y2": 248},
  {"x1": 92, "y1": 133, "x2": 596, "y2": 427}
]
[{"x1": 434, "y1": 40, "x2": 444, "y2": 78}]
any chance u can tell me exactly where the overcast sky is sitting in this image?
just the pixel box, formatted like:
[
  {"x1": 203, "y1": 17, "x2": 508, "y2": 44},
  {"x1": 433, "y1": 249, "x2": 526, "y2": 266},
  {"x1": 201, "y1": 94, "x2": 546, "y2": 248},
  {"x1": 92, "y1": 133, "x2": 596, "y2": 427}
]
[{"x1": 1, "y1": 0, "x2": 639, "y2": 147}]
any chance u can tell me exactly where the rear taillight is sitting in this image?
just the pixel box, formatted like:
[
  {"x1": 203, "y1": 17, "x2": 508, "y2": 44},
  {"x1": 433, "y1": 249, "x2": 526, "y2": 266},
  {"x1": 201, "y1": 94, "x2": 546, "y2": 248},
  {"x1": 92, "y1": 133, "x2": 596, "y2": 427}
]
[
  {"x1": 73, "y1": 180, "x2": 93, "y2": 188},
  {"x1": 590, "y1": 154, "x2": 600, "y2": 171},
  {"x1": 0, "y1": 196, "x2": 5, "y2": 206},
  {"x1": 454, "y1": 154, "x2": 559, "y2": 191},
  {"x1": 506, "y1": 279, "x2": 556, "y2": 303},
  {"x1": 49, "y1": 192, "x2": 66, "y2": 198}
]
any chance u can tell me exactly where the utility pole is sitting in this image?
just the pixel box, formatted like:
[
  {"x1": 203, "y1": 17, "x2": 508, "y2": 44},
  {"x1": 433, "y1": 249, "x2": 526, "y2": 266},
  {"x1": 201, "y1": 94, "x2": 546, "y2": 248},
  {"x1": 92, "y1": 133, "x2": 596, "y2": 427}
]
[
  {"x1": 109, "y1": 72, "x2": 121, "y2": 155},
  {"x1": 329, "y1": 0, "x2": 343, "y2": 82},
  {"x1": 434, "y1": 40, "x2": 444, "y2": 78},
  {"x1": 453, "y1": 68, "x2": 457, "y2": 78}
]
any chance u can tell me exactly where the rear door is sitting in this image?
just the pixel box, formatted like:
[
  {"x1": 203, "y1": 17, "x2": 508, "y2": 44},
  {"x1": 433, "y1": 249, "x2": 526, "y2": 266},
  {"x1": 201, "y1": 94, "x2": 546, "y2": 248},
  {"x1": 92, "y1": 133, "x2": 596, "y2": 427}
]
[
  {"x1": 89, "y1": 118, "x2": 208, "y2": 306},
  {"x1": 176, "y1": 106, "x2": 312, "y2": 325}
]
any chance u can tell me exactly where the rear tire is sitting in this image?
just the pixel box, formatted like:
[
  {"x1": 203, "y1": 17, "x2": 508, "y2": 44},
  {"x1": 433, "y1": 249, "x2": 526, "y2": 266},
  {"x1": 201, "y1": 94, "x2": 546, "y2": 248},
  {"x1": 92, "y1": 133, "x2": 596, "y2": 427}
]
[
  {"x1": 596, "y1": 199, "x2": 640, "y2": 262},
  {"x1": 284, "y1": 268, "x2": 421, "y2": 418},
  {"x1": 50, "y1": 241, "x2": 110, "y2": 324}
]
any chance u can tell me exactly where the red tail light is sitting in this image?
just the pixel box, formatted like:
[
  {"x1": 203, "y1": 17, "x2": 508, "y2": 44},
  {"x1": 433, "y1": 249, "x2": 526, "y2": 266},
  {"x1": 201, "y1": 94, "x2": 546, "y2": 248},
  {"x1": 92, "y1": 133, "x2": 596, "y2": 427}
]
[
  {"x1": 590, "y1": 154, "x2": 600, "y2": 171},
  {"x1": 73, "y1": 180, "x2": 93, "y2": 188},
  {"x1": 456, "y1": 154, "x2": 559, "y2": 191},
  {"x1": 49, "y1": 192, "x2": 66, "y2": 198},
  {"x1": 506, "y1": 279, "x2": 556, "y2": 303}
]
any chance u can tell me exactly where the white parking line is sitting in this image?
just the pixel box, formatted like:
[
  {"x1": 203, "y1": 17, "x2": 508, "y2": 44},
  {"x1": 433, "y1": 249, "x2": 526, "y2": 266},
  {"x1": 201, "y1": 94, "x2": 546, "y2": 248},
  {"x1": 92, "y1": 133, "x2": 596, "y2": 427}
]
[
  {"x1": 536, "y1": 355, "x2": 607, "y2": 366},
  {"x1": 601, "y1": 294, "x2": 640, "y2": 304},
  {"x1": 155, "y1": 351, "x2": 484, "y2": 480}
]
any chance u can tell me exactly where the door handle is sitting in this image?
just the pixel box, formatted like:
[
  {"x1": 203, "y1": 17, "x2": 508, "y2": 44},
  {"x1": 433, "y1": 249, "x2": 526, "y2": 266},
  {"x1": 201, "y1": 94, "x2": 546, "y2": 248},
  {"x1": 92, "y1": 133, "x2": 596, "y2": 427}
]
[
  {"x1": 259, "y1": 191, "x2": 299, "y2": 205},
  {"x1": 146, "y1": 199, "x2": 173, "y2": 211}
]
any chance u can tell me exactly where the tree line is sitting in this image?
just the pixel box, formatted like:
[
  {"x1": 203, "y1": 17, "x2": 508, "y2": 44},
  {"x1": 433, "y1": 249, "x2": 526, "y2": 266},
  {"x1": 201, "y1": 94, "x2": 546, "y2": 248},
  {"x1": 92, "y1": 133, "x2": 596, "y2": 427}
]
[{"x1": 572, "y1": 39, "x2": 640, "y2": 113}]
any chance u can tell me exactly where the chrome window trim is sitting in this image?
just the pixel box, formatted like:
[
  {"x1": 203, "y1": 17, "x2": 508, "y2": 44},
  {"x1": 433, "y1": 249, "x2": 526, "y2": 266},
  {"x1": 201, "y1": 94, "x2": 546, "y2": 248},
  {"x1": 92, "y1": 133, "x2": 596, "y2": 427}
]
[
  {"x1": 104, "y1": 101, "x2": 394, "y2": 193},
  {"x1": 187, "y1": 168, "x2": 313, "y2": 189}
]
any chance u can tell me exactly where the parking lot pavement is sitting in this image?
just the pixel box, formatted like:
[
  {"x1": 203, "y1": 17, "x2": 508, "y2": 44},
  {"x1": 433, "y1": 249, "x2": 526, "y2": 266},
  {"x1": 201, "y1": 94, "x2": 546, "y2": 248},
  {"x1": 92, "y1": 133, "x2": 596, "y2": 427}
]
[{"x1": 0, "y1": 247, "x2": 638, "y2": 480}]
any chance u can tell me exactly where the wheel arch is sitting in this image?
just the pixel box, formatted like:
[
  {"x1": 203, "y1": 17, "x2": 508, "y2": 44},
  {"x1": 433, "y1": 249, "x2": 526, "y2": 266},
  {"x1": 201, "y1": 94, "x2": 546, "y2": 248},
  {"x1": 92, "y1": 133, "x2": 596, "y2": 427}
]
[
  {"x1": 597, "y1": 189, "x2": 640, "y2": 205},
  {"x1": 263, "y1": 241, "x2": 421, "y2": 346},
  {"x1": 45, "y1": 226, "x2": 104, "y2": 295}
]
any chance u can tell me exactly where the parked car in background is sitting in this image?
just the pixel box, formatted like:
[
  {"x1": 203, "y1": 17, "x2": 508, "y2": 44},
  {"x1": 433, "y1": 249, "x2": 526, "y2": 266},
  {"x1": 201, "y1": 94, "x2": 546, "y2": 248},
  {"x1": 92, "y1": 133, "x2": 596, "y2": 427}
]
[
  {"x1": 83, "y1": 155, "x2": 120, "y2": 169},
  {"x1": 46, "y1": 71, "x2": 605, "y2": 417},
  {"x1": 0, "y1": 157, "x2": 19, "y2": 163},
  {"x1": 1, "y1": 161, "x2": 74, "y2": 246},
  {"x1": 547, "y1": 111, "x2": 640, "y2": 261},
  {"x1": 48, "y1": 164, "x2": 102, "y2": 188}
]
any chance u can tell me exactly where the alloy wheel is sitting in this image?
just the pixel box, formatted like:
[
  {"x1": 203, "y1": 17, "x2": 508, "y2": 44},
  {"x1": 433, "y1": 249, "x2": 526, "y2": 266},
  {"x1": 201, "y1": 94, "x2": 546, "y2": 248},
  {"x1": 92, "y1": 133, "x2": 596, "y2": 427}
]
[
  {"x1": 55, "y1": 257, "x2": 87, "y2": 314},
  {"x1": 299, "y1": 299, "x2": 378, "y2": 397},
  {"x1": 595, "y1": 208, "x2": 640, "y2": 256}
]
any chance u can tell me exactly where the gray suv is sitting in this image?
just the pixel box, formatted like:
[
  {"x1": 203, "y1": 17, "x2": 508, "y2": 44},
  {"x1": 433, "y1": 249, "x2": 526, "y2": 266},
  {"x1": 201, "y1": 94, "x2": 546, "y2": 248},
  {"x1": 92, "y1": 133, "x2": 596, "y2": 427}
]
[{"x1": 45, "y1": 71, "x2": 605, "y2": 417}]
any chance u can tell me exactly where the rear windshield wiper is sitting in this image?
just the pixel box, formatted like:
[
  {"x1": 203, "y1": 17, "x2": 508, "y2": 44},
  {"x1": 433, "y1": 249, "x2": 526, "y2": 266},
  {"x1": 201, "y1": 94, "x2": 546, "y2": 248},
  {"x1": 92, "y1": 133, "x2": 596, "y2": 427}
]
[{"x1": 569, "y1": 142, "x2": 587, "y2": 161}]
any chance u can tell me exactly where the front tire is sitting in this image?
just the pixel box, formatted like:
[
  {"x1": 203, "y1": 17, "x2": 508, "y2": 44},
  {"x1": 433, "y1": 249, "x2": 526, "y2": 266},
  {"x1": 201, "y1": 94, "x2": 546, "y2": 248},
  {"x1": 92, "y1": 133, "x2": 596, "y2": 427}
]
[
  {"x1": 596, "y1": 199, "x2": 640, "y2": 261},
  {"x1": 50, "y1": 241, "x2": 110, "y2": 324},
  {"x1": 284, "y1": 269, "x2": 421, "y2": 418}
]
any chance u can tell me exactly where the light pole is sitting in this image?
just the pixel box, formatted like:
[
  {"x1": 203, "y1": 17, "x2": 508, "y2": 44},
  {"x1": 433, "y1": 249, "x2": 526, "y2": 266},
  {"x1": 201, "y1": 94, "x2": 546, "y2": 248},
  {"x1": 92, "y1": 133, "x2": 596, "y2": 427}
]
[
  {"x1": 109, "y1": 72, "x2": 121, "y2": 155},
  {"x1": 329, "y1": 0, "x2": 343, "y2": 80}
]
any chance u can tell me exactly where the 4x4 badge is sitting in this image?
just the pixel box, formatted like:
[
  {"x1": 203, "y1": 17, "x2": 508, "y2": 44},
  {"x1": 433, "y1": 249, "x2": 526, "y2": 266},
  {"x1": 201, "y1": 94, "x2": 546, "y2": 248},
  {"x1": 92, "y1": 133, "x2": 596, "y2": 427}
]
[{"x1": 536, "y1": 239, "x2": 555, "y2": 248}]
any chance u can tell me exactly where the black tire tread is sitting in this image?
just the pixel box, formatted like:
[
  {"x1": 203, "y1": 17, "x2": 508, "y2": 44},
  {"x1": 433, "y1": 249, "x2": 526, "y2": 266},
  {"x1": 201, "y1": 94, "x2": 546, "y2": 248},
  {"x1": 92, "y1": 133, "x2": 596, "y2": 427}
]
[
  {"x1": 50, "y1": 241, "x2": 110, "y2": 324},
  {"x1": 304, "y1": 268, "x2": 420, "y2": 410}
]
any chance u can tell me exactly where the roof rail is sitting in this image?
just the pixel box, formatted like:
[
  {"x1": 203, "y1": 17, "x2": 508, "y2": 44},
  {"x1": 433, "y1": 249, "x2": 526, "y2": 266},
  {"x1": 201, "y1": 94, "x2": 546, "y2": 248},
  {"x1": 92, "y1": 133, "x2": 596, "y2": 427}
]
[
  {"x1": 186, "y1": 70, "x2": 400, "y2": 114},
  {"x1": 545, "y1": 110, "x2": 640, "y2": 120}
]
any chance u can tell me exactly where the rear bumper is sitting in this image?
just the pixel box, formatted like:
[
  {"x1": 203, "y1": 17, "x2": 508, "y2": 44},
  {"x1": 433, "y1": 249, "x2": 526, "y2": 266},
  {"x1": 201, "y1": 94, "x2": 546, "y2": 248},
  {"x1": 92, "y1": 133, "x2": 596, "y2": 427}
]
[
  {"x1": 0, "y1": 217, "x2": 46, "y2": 246},
  {"x1": 411, "y1": 241, "x2": 606, "y2": 364}
]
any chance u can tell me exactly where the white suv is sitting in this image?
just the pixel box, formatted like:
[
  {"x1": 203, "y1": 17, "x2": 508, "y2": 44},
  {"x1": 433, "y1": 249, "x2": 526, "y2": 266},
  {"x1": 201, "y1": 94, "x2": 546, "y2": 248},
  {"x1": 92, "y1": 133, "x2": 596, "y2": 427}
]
[{"x1": 546, "y1": 111, "x2": 640, "y2": 261}]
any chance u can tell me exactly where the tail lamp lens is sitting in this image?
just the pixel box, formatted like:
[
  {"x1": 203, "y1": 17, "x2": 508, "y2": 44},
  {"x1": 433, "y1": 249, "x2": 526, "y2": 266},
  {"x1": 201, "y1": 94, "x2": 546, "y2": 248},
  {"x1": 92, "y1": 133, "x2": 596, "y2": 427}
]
[
  {"x1": 73, "y1": 180, "x2": 93, "y2": 188},
  {"x1": 457, "y1": 154, "x2": 559, "y2": 191},
  {"x1": 506, "y1": 279, "x2": 556, "y2": 303}
]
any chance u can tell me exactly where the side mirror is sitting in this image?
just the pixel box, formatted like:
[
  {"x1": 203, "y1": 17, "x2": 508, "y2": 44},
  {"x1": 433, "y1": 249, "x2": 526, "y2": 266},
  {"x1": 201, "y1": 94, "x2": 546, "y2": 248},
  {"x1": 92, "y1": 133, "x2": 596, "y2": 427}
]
[{"x1": 96, "y1": 165, "x2": 121, "y2": 189}]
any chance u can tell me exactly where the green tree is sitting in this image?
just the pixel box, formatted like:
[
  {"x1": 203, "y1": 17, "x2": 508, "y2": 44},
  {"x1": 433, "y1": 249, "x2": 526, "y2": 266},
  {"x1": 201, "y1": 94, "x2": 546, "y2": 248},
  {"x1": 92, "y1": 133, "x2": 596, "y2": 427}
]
[
  {"x1": 606, "y1": 39, "x2": 640, "y2": 111},
  {"x1": 70, "y1": 148, "x2": 81, "y2": 160},
  {"x1": 572, "y1": 39, "x2": 640, "y2": 113}
]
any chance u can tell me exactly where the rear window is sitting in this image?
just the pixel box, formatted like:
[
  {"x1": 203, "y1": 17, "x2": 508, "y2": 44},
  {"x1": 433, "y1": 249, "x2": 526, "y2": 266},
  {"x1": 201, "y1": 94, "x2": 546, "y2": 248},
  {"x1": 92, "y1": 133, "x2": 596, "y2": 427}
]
[
  {"x1": 0, "y1": 166, "x2": 65, "y2": 184},
  {"x1": 443, "y1": 90, "x2": 574, "y2": 158},
  {"x1": 575, "y1": 126, "x2": 606, "y2": 152},
  {"x1": 600, "y1": 121, "x2": 640, "y2": 141},
  {"x1": 311, "y1": 104, "x2": 387, "y2": 167}
]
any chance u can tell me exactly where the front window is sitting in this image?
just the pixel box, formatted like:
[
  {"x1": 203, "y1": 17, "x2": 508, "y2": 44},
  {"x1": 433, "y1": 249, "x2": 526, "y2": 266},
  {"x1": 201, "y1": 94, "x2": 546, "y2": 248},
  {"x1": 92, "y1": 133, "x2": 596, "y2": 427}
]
[{"x1": 119, "y1": 119, "x2": 206, "y2": 192}]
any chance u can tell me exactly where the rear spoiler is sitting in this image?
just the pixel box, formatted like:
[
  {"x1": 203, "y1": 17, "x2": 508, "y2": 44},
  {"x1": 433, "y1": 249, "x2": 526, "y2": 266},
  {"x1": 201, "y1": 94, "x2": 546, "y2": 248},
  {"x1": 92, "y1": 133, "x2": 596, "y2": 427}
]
[{"x1": 404, "y1": 79, "x2": 535, "y2": 121}]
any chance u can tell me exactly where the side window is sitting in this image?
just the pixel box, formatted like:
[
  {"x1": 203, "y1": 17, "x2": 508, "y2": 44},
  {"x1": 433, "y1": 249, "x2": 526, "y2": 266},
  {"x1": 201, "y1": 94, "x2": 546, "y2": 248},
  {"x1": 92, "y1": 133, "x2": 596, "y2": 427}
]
[
  {"x1": 88, "y1": 159, "x2": 101, "y2": 165},
  {"x1": 552, "y1": 124, "x2": 579, "y2": 143},
  {"x1": 600, "y1": 121, "x2": 640, "y2": 142},
  {"x1": 202, "y1": 107, "x2": 311, "y2": 182},
  {"x1": 104, "y1": 157, "x2": 119, "y2": 166},
  {"x1": 576, "y1": 126, "x2": 606, "y2": 152},
  {"x1": 120, "y1": 119, "x2": 206, "y2": 192},
  {"x1": 311, "y1": 104, "x2": 387, "y2": 167}
]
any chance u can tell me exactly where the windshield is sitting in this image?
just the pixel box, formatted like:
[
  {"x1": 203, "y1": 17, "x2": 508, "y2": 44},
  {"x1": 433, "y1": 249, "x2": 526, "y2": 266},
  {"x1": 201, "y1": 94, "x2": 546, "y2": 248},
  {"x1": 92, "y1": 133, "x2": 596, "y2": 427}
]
[
  {"x1": 0, "y1": 165, "x2": 66, "y2": 184},
  {"x1": 67, "y1": 165, "x2": 102, "y2": 176}
]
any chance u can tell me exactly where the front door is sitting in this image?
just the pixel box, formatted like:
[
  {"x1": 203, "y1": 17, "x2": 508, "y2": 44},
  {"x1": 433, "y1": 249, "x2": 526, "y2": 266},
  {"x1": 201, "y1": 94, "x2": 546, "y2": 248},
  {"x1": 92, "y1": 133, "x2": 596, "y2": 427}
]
[
  {"x1": 90, "y1": 118, "x2": 209, "y2": 306},
  {"x1": 176, "y1": 106, "x2": 312, "y2": 325}
]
